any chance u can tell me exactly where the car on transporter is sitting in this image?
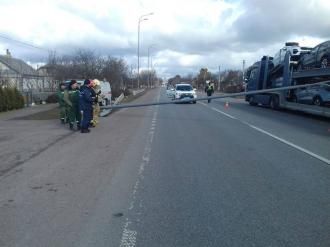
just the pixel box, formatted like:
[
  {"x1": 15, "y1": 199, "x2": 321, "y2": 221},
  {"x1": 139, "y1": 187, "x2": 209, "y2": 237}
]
[
  {"x1": 273, "y1": 42, "x2": 311, "y2": 69},
  {"x1": 292, "y1": 82, "x2": 330, "y2": 106},
  {"x1": 298, "y1": 40, "x2": 330, "y2": 70}
]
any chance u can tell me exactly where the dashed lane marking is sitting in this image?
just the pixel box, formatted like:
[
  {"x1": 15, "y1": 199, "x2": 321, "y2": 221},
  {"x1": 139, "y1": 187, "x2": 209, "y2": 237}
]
[{"x1": 119, "y1": 108, "x2": 158, "y2": 247}]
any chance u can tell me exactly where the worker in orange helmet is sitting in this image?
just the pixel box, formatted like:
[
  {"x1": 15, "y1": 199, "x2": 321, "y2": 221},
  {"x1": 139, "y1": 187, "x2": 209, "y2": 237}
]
[{"x1": 90, "y1": 79, "x2": 101, "y2": 127}]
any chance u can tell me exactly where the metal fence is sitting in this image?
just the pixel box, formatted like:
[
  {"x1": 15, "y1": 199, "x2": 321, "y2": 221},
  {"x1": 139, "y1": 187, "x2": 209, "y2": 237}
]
[{"x1": 22, "y1": 90, "x2": 57, "y2": 106}]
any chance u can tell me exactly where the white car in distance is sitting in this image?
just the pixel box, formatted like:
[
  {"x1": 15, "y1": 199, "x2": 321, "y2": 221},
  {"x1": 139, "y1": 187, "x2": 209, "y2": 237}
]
[{"x1": 174, "y1": 83, "x2": 197, "y2": 104}]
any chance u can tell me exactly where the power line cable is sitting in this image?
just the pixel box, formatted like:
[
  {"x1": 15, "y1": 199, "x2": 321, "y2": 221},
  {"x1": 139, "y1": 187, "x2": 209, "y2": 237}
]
[{"x1": 0, "y1": 34, "x2": 52, "y2": 53}]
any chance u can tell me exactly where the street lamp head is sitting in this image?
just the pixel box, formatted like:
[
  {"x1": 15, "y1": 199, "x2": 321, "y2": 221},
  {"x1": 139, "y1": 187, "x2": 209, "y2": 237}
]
[
  {"x1": 139, "y1": 17, "x2": 149, "y2": 23},
  {"x1": 140, "y1": 12, "x2": 154, "y2": 20},
  {"x1": 143, "y1": 12, "x2": 154, "y2": 16}
]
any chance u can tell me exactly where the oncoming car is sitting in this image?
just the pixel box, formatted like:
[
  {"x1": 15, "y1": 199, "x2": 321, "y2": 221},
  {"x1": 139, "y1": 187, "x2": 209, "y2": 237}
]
[
  {"x1": 174, "y1": 83, "x2": 197, "y2": 103},
  {"x1": 166, "y1": 85, "x2": 175, "y2": 99}
]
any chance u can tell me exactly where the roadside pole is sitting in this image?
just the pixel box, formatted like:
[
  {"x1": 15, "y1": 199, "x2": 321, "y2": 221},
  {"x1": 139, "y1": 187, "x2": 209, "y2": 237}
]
[{"x1": 218, "y1": 66, "x2": 221, "y2": 91}]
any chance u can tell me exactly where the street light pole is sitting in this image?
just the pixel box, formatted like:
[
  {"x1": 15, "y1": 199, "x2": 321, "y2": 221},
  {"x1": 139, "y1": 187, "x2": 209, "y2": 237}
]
[
  {"x1": 148, "y1": 44, "x2": 156, "y2": 88},
  {"x1": 151, "y1": 58, "x2": 154, "y2": 87},
  {"x1": 218, "y1": 66, "x2": 221, "y2": 91},
  {"x1": 137, "y1": 12, "x2": 153, "y2": 89},
  {"x1": 151, "y1": 61, "x2": 157, "y2": 88},
  {"x1": 242, "y1": 59, "x2": 246, "y2": 82},
  {"x1": 137, "y1": 21, "x2": 141, "y2": 88},
  {"x1": 147, "y1": 46, "x2": 150, "y2": 88},
  {"x1": 130, "y1": 64, "x2": 134, "y2": 89}
]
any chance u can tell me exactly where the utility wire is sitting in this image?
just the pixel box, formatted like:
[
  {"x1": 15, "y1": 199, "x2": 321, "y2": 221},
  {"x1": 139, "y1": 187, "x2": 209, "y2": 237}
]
[{"x1": 0, "y1": 34, "x2": 52, "y2": 53}]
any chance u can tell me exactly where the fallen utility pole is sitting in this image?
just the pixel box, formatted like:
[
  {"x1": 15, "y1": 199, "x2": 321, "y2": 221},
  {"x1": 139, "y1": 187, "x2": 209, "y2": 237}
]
[{"x1": 100, "y1": 80, "x2": 330, "y2": 110}]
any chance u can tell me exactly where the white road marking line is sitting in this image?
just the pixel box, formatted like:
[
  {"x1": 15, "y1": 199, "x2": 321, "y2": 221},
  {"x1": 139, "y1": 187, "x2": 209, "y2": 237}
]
[
  {"x1": 119, "y1": 108, "x2": 158, "y2": 247},
  {"x1": 240, "y1": 120, "x2": 250, "y2": 125},
  {"x1": 211, "y1": 107, "x2": 237, "y2": 119},
  {"x1": 120, "y1": 220, "x2": 137, "y2": 247},
  {"x1": 200, "y1": 102, "x2": 330, "y2": 165},
  {"x1": 199, "y1": 102, "x2": 237, "y2": 120},
  {"x1": 248, "y1": 124, "x2": 330, "y2": 165}
]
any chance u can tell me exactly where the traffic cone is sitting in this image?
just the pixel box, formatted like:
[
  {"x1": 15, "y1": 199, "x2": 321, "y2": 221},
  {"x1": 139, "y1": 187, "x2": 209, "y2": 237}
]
[{"x1": 225, "y1": 101, "x2": 229, "y2": 108}]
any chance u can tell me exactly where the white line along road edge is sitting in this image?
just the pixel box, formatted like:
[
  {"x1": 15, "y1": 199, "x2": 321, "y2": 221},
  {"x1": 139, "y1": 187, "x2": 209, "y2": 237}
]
[
  {"x1": 247, "y1": 124, "x2": 330, "y2": 165},
  {"x1": 119, "y1": 93, "x2": 161, "y2": 247},
  {"x1": 199, "y1": 102, "x2": 330, "y2": 165}
]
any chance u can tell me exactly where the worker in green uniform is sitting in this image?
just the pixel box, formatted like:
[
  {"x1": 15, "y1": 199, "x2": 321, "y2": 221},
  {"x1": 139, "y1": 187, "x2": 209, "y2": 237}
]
[
  {"x1": 66, "y1": 80, "x2": 81, "y2": 130},
  {"x1": 57, "y1": 82, "x2": 67, "y2": 124},
  {"x1": 63, "y1": 82, "x2": 72, "y2": 128}
]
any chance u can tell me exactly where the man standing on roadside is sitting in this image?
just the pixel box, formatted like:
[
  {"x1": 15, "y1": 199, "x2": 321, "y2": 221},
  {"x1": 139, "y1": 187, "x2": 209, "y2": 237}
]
[
  {"x1": 57, "y1": 82, "x2": 67, "y2": 124},
  {"x1": 79, "y1": 79, "x2": 94, "y2": 133},
  {"x1": 90, "y1": 79, "x2": 102, "y2": 127},
  {"x1": 63, "y1": 82, "x2": 73, "y2": 127},
  {"x1": 67, "y1": 80, "x2": 81, "y2": 130},
  {"x1": 205, "y1": 82, "x2": 214, "y2": 103}
]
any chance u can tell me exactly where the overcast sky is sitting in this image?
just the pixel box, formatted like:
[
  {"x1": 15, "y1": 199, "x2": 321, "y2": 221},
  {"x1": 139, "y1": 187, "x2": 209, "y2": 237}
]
[{"x1": 0, "y1": 0, "x2": 329, "y2": 78}]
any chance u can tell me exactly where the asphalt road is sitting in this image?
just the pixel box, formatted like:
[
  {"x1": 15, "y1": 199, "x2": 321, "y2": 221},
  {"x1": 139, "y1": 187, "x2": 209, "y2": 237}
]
[{"x1": 0, "y1": 88, "x2": 329, "y2": 247}]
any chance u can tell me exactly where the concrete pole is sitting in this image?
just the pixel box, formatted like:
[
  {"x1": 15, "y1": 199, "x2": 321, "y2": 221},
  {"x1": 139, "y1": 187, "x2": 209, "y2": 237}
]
[
  {"x1": 137, "y1": 13, "x2": 154, "y2": 89},
  {"x1": 137, "y1": 20, "x2": 141, "y2": 89},
  {"x1": 242, "y1": 60, "x2": 246, "y2": 82},
  {"x1": 147, "y1": 47, "x2": 150, "y2": 88},
  {"x1": 218, "y1": 66, "x2": 221, "y2": 91}
]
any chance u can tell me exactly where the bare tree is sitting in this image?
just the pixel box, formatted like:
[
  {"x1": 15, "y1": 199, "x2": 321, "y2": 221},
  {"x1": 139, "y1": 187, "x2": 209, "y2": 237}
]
[
  {"x1": 195, "y1": 68, "x2": 211, "y2": 89},
  {"x1": 101, "y1": 57, "x2": 128, "y2": 89},
  {"x1": 46, "y1": 49, "x2": 133, "y2": 91}
]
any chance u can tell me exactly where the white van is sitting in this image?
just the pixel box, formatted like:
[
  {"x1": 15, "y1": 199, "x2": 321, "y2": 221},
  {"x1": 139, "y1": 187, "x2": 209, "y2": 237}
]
[{"x1": 99, "y1": 81, "x2": 112, "y2": 106}]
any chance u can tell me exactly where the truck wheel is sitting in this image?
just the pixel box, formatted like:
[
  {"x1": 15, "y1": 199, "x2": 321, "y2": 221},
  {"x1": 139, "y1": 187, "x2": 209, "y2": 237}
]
[
  {"x1": 249, "y1": 96, "x2": 257, "y2": 106},
  {"x1": 270, "y1": 96, "x2": 279, "y2": 110},
  {"x1": 313, "y1": 96, "x2": 323, "y2": 106},
  {"x1": 297, "y1": 63, "x2": 304, "y2": 71},
  {"x1": 292, "y1": 95, "x2": 298, "y2": 103},
  {"x1": 321, "y1": 56, "x2": 328, "y2": 68}
]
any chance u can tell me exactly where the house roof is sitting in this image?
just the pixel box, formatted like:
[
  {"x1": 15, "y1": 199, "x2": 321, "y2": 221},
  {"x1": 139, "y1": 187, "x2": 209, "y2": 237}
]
[
  {"x1": 0, "y1": 55, "x2": 38, "y2": 76},
  {"x1": 38, "y1": 64, "x2": 53, "y2": 70}
]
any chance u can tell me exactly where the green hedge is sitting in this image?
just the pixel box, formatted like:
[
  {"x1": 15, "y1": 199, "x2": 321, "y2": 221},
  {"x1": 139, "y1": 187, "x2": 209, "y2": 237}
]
[{"x1": 0, "y1": 87, "x2": 25, "y2": 112}]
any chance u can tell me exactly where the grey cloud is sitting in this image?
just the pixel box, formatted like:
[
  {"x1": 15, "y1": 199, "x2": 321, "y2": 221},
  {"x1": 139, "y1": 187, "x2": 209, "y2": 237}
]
[
  {"x1": 2, "y1": 0, "x2": 330, "y2": 77},
  {"x1": 232, "y1": 0, "x2": 330, "y2": 48}
]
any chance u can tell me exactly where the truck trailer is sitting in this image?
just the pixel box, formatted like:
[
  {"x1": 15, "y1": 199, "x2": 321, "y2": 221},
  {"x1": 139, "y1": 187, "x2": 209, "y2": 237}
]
[{"x1": 245, "y1": 52, "x2": 330, "y2": 117}]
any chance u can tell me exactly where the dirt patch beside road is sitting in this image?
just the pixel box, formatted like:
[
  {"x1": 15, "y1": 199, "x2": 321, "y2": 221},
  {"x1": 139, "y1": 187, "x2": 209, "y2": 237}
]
[
  {"x1": 0, "y1": 114, "x2": 72, "y2": 177},
  {"x1": 0, "y1": 89, "x2": 151, "y2": 177}
]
